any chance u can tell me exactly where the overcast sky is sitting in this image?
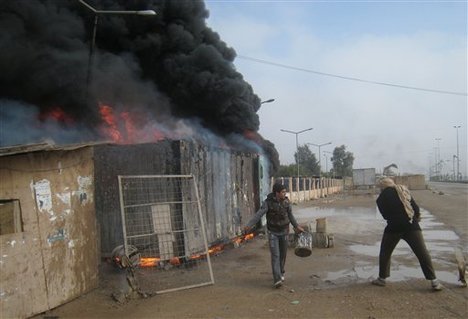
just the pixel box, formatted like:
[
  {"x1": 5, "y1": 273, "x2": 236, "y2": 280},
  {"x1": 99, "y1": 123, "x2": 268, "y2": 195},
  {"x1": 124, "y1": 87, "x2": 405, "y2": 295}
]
[{"x1": 205, "y1": 0, "x2": 467, "y2": 177}]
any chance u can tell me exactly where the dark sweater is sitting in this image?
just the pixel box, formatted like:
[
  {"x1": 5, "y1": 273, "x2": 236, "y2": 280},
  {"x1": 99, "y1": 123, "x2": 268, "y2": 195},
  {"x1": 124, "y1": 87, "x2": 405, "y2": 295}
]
[
  {"x1": 376, "y1": 187, "x2": 421, "y2": 233},
  {"x1": 246, "y1": 193, "x2": 299, "y2": 235}
]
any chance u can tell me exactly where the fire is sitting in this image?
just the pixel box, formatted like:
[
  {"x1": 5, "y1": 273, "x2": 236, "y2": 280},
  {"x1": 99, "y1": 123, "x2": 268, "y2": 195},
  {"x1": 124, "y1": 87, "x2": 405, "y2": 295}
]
[
  {"x1": 243, "y1": 129, "x2": 261, "y2": 143},
  {"x1": 98, "y1": 103, "x2": 166, "y2": 144},
  {"x1": 232, "y1": 232, "x2": 254, "y2": 245},
  {"x1": 39, "y1": 106, "x2": 75, "y2": 124},
  {"x1": 99, "y1": 104, "x2": 123, "y2": 142},
  {"x1": 189, "y1": 244, "x2": 224, "y2": 261},
  {"x1": 138, "y1": 232, "x2": 255, "y2": 267},
  {"x1": 120, "y1": 111, "x2": 135, "y2": 141},
  {"x1": 139, "y1": 257, "x2": 160, "y2": 267}
]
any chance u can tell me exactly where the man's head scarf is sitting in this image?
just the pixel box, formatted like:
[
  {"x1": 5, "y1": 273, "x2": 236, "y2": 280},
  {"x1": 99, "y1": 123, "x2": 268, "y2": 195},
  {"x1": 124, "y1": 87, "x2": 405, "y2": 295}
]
[{"x1": 378, "y1": 177, "x2": 415, "y2": 222}]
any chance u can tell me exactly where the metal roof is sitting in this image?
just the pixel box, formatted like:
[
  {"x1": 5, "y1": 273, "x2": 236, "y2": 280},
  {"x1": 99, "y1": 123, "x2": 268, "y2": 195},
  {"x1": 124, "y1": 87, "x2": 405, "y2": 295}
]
[{"x1": 0, "y1": 141, "x2": 111, "y2": 157}]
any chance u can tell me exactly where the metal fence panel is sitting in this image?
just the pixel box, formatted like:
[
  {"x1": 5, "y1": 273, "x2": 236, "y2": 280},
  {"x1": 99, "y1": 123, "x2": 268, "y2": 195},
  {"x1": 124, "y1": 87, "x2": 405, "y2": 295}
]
[{"x1": 118, "y1": 174, "x2": 214, "y2": 294}]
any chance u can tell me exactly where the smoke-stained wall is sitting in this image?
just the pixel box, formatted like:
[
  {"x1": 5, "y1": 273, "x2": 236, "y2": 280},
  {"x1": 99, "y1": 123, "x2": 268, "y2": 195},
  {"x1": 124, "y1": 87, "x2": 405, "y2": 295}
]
[
  {"x1": 94, "y1": 140, "x2": 260, "y2": 255},
  {"x1": 93, "y1": 141, "x2": 179, "y2": 254},
  {"x1": 180, "y1": 141, "x2": 259, "y2": 245}
]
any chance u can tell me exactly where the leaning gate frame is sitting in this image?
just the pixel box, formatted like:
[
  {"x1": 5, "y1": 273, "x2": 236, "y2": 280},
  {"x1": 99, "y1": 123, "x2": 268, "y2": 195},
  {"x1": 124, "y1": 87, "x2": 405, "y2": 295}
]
[{"x1": 118, "y1": 174, "x2": 214, "y2": 294}]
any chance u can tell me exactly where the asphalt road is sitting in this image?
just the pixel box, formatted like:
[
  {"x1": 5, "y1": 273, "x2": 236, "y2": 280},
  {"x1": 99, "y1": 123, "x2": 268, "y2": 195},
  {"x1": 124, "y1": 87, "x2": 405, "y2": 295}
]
[
  {"x1": 416, "y1": 181, "x2": 468, "y2": 245},
  {"x1": 428, "y1": 181, "x2": 468, "y2": 197}
]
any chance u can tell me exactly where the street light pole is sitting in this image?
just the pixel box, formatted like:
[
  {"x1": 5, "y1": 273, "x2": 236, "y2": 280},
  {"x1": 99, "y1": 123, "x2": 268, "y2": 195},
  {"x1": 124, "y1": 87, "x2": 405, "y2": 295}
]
[
  {"x1": 307, "y1": 142, "x2": 332, "y2": 177},
  {"x1": 79, "y1": 0, "x2": 156, "y2": 93},
  {"x1": 260, "y1": 99, "x2": 275, "y2": 105},
  {"x1": 280, "y1": 127, "x2": 313, "y2": 183},
  {"x1": 453, "y1": 125, "x2": 461, "y2": 181},
  {"x1": 453, "y1": 155, "x2": 458, "y2": 180},
  {"x1": 324, "y1": 151, "x2": 332, "y2": 176},
  {"x1": 323, "y1": 153, "x2": 328, "y2": 173},
  {"x1": 435, "y1": 138, "x2": 442, "y2": 178}
]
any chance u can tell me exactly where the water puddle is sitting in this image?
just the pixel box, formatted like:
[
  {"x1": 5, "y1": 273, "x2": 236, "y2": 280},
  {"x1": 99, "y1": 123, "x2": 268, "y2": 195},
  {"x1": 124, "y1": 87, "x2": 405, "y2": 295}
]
[
  {"x1": 295, "y1": 206, "x2": 463, "y2": 286},
  {"x1": 295, "y1": 206, "x2": 379, "y2": 220},
  {"x1": 323, "y1": 262, "x2": 459, "y2": 285}
]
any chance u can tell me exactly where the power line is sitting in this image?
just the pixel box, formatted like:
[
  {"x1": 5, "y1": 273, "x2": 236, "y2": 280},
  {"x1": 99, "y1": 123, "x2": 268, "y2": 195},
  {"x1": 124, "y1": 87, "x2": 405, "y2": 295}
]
[{"x1": 237, "y1": 55, "x2": 467, "y2": 96}]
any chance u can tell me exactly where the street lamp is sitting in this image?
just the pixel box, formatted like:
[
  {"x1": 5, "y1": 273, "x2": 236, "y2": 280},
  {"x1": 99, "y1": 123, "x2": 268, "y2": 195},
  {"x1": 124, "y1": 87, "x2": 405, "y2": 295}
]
[
  {"x1": 280, "y1": 127, "x2": 313, "y2": 183},
  {"x1": 307, "y1": 142, "x2": 332, "y2": 177},
  {"x1": 453, "y1": 155, "x2": 458, "y2": 180},
  {"x1": 324, "y1": 151, "x2": 333, "y2": 176},
  {"x1": 79, "y1": 0, "x2": 157, "y2": 89},
  {"x1": 260, "y1": 99, "x2": 275, "y2": 105},
  {"x1": 453, "y1": 125, "x2": 461, "y2": 181},
  {"x1": 323, "y1": 153, "x2": 328, "y2": 173},
  {"x1": 435, "y1": 138, "x2": 442, "y2": 178}
]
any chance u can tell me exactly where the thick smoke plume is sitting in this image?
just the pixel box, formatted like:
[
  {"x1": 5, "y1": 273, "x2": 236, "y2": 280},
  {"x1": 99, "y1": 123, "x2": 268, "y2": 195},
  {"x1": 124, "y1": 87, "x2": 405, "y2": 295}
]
[{"x1": 0, "y1": 0, "x2": 279, "y2": 173}]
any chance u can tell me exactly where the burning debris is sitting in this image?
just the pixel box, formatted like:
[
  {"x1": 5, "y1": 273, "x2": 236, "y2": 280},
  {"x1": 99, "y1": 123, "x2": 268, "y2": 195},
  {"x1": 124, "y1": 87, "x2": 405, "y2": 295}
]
[
  {"x1": 111, "y1": 244, "x2": 141, "y2": 269},
  {"x1": 122, "y1": 232, "x2": 255, "y2": 270},
  {"x1": 0, "y1": 0, "x2": 279, "y2": 173},
  {"x1": 107, "y1": 231, "x2": 255, "y2": 303},
  {"x1": 110, "y1": 245, "x2": 150, "y2": 303}
]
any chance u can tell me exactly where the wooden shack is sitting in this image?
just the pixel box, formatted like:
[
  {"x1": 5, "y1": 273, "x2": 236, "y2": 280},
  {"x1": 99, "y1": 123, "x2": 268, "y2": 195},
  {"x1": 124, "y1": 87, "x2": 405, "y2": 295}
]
[{"x1": 0, "y1": 143, "x2": 99, "y2": 318}]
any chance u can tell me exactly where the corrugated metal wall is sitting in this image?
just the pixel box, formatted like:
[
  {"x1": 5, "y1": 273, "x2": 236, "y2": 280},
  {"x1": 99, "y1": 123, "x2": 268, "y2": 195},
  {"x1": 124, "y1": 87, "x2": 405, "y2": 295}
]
[
  {"x1": 94, "y1": 141, "x2": 180, "y2": 255},
  {"x1": 180, "y1": 141, "x2": 259, "y2": 245},
  {"x1": 94, "y1": 141, "x2": 260, "y2": 256}
]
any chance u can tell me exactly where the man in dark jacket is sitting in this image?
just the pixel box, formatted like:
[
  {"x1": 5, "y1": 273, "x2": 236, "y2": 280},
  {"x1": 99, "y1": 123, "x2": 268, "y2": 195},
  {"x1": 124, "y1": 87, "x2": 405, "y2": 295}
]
[
  {"x1": 372, "y1": 178, "x2": 443, "y2": 291},
  {"x1": 244, "y1": 183, "x2": 304, "y2": 288}
]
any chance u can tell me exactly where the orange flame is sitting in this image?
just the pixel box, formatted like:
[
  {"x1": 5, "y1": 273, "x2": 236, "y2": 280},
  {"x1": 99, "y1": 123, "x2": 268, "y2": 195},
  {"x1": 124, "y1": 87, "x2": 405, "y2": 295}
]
[
  {"x1": 243, "y1": 129, "x2": 261, "y2": 143},
  {"x1": 99, "y1": 104, "x2": 123, "y2": 142},
  {"x1": 120, "y1": 111, "x2": 136, "y2": 142},
  {"x1": 98, "y1": 103, "x2": 166, "y2": 144},
  {"x1": 232, "y1": 232, "x2": 254, "y2": 245},
  {"x1": 138, "y1": 233, "x2": 255, "y2": 267},
  {"x1": 139, "y1": 257, "x2": 160, "y2": 267},
  {"x1": 39, "y1": 107, "x2": 75, "y2": 124}
]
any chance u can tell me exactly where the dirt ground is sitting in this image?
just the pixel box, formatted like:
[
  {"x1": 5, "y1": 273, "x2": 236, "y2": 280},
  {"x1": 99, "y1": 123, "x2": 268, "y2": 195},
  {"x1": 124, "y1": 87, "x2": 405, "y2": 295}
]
[{"x1": 36, "y1": 185, "x2": 467, "y2": 319}]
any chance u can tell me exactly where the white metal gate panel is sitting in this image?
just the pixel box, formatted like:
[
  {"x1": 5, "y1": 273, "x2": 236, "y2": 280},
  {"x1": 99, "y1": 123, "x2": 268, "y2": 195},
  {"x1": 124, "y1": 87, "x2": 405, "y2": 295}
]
[{"x1": 118, "y1": 174, "x2": 214, "y2": 294}]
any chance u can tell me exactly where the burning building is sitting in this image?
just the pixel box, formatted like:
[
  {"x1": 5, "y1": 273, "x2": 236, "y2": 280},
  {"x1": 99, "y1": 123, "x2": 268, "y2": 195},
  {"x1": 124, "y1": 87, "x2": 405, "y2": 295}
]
[
  {"x1": 0, "y1": 0, "x2": 280, "y2": 174},
  {"x1": 0, "y1": 139, "x2": 267, "y2": 317},
  {"x1": 0, "y1": 1, "x2": 280, "y2": 317}
]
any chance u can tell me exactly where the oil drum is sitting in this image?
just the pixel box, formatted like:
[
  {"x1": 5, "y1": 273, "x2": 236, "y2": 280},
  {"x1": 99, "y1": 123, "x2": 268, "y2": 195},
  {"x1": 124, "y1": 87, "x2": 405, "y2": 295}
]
[{"x1": 294, "y1": 232, "x2": 313, "y2": 257}]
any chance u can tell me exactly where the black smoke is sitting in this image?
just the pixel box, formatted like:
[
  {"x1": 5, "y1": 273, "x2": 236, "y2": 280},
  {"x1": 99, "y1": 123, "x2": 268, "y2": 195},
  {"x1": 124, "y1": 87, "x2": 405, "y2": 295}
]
[{"x1": 0, "y1": 0, "x2": 279, "y2": 174}]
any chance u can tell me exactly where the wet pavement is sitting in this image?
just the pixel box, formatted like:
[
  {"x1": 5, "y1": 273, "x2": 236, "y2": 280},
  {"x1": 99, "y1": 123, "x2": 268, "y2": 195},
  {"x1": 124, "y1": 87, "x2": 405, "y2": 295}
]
[{"x1": 293, "y1": 206, "x2": 462, "y2": 286}]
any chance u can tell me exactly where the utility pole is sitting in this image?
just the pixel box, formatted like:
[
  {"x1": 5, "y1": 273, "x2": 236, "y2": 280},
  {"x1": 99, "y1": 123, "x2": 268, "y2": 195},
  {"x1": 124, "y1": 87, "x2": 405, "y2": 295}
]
[
  {"x1": 306, "y1": 142, "x2": 332, "y2": 177},
  {"x1": 280, "y1": 128, "x2": 313, "y2": 186},
  {"x1": 435, "y1": 138, "x2": 442, "y2": 179},
  {"x1": 454, "y1": 125, "x2": 461, "y2": 181}
]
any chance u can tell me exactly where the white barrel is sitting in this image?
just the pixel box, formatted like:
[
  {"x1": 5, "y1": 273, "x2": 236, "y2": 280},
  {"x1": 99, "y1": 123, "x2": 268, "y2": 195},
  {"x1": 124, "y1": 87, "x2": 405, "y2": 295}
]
[{"x1": 295, "y1": 232, "x2": 313, "y2": 257}]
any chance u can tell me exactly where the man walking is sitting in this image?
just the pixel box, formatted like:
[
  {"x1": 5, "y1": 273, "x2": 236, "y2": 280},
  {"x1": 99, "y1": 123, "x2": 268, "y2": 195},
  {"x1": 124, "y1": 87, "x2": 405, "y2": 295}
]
[{"x1": 244, "y1": 183, "x2": 304, "y2": 288}]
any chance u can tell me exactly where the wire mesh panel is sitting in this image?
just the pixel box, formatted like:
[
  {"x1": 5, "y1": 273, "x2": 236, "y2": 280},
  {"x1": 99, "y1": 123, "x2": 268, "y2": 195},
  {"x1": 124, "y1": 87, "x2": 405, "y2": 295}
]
[{"x1": 118, "y1": 174, "x2": 214, "y2": 294}]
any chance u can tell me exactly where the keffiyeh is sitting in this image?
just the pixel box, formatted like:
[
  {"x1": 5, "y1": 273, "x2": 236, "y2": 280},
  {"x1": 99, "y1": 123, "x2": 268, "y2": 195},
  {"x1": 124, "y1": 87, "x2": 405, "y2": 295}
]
[{"x1": 378, "y1": 177, "x2": 415, "y2": 222}]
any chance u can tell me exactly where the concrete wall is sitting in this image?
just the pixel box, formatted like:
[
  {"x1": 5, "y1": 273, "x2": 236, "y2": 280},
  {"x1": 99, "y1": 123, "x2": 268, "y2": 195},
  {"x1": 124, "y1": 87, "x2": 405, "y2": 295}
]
[
  {"x1": 353, "y1": 168, "x2": 376, "y2": 187},
  {"x1": 271, "y1": 177, "x2": 344, "y2": 204},
  {"x1": 0, "y1": 147, "x2": 99, "y2": 318},
  {"x1": 393, "y1": 175, "x2": 427, "y2": 190}
]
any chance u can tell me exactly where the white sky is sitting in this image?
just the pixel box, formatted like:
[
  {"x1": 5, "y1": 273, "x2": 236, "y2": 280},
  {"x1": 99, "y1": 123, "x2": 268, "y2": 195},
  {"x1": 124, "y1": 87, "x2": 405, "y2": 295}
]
[{"x1": 205, "y1": 0, "x2": 468, "y2": 177}]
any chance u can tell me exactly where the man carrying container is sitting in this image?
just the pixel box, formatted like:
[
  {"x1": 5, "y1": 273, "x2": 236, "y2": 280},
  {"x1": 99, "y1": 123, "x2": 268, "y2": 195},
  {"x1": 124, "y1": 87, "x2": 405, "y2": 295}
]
[{"x1": 244, "y1": 183, "x2": 304, "y2": 288}]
